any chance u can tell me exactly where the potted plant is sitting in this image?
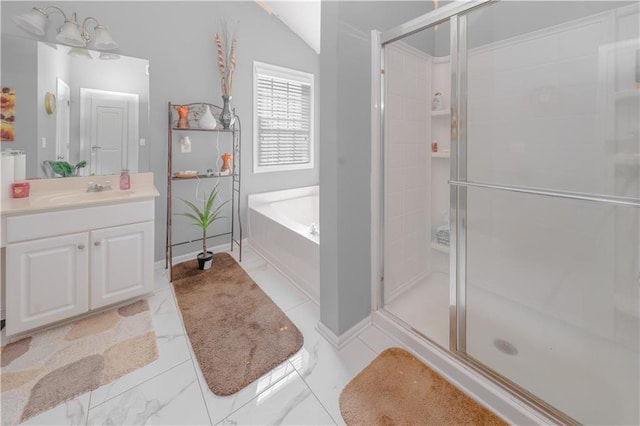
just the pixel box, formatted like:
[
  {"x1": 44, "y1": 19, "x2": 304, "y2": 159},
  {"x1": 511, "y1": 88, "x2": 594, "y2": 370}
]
[
  {"x1": 178, "y1": 184, "x2": 228, "y2": 270},
  {"x1": 44, "y1": 160, "x2": 87, "y2": 177}
]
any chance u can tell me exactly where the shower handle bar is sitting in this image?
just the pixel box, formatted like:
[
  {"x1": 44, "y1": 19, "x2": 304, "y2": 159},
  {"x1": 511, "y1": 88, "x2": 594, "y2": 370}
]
[{"x1": 449, "y1": 180, "x2": 640, "y2": 208}]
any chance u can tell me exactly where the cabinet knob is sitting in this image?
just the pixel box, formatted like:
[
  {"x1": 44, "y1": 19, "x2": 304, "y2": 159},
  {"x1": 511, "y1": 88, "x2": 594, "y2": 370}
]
[
  {"x1": 94, "y1": 241, "x2": 101, "y2": 247},
  {"x1": 77, "y1": 244, "x2": 85, "y2": 250}
]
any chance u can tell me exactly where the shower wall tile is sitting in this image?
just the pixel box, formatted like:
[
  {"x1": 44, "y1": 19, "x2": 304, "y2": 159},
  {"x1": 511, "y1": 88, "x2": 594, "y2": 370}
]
[
  {"x1": 384, "y1": 42, "x2": 431, "y2": 301},
  {"x1": 386, "y1": 93, "x2": 404, "y2": 120},
  {"x1": 386, "y1": 168, "x2": 404, "y2": 193},
  {"x1": 404, "y1": 143, "x2": 428, "y2": 167},
  {"x1": 386, "y1": 118, "x2": 406, "y2": 144},
  {"x1": 403, "y1": 187, "x2": 428, "y2": 213}
]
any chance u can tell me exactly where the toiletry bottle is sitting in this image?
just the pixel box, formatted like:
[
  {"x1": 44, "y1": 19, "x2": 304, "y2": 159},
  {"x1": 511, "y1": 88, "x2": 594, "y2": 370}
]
[
  {"x1": 120, "y1": 169, "x2": 130, "y2": 190},
  {"x1": 432, "y1": 92, "x2": 443, "y2": 111}
]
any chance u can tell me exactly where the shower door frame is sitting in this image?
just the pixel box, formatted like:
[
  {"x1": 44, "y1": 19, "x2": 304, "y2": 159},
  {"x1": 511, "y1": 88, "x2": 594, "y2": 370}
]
[
  {"x1": 373, "y1": 0, "x2": 613, "y2": 423},
  {"x1": 376, "y1": 0, "x2": 488, "y2": 353}
]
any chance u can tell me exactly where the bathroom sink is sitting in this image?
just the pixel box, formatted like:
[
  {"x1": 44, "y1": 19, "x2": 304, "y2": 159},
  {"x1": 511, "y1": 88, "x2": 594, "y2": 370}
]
[{"x1": 36, "y1": 190, "x2": 136, "y2": 204}]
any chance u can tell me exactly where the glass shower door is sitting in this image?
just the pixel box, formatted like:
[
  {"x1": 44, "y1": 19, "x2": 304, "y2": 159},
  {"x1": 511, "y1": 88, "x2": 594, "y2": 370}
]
[
  {"x1": 459, "y1": 2, "x2": 639, "y2": 424},
  {"x1": 382, "y1": 21, "x2": 452, "y2": 349}
]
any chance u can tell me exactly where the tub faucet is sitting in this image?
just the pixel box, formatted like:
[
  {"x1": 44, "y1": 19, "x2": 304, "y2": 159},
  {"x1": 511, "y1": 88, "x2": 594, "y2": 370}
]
[{"x1": 86, "y1": 181, "x2": 112, "y2": 192}]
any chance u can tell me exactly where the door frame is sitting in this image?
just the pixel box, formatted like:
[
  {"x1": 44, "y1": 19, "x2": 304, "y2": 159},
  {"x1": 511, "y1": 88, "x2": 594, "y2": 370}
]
[
  {"x1": 371, "y1": 0, "x2": 489, "y2": 346},
  {"x1": 55, "y1": 78, "x2": 71, "y2": 161}
]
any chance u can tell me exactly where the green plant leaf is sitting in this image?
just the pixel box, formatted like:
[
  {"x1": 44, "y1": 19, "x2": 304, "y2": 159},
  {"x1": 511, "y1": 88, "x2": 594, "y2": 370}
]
[
  {"x1": 50, "y1": 161, "x2": 73, "y2": 177},
  {"x1": 174, "y1": 183, "x2": 229, "y2": 252}
]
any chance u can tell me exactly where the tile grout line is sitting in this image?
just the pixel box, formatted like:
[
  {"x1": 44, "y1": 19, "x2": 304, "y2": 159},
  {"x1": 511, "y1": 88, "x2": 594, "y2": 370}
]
[
  {"x1": 288, "y1": 359, "x2": 343, "y2": 426},
  {"x1": 87, "y1": 358, "x2": 193, "y2": 412},
  {"x1": 356, "y1": 334, "x2": 383, "y2": 355},
  {"x1": 208, "y1": 360, "x2": 306, "y2": 425},
  {"x1": 87, "y1": 284, "x2": 189, "y2": 413},
  {"x1": 84, "y1": 389, "x2": 92, "y2": 425},
  {"x1": 168, "y1": 280, "x2": 215, "y2": 426}
]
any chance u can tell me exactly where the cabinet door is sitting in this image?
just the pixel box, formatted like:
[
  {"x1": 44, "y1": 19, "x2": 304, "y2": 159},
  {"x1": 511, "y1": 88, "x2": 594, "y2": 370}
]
[
  {"x1": 90, "y1": 221, "x2": 154, "y2": 309},
  {"x1": 6, "y1": 233, "x2": 89, "y2": 336}
]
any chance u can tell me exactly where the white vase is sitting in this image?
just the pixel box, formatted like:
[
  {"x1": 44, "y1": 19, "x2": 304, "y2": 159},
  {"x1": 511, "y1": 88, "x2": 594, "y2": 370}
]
[{"x1": 198, "y1": 105, "x2": 217, "y2": 129}]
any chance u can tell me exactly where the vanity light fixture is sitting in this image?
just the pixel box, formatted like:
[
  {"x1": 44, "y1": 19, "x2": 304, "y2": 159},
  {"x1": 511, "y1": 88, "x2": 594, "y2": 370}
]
[
  {"x1": 98, "y1": 52, "x2": 121, "y2": 61},
  {"x1": 13, "y1": 7, "x2": 118, "y2": 51},
  {"x1": 67, "y1": 47, "x2": 93, "y2": 60}
]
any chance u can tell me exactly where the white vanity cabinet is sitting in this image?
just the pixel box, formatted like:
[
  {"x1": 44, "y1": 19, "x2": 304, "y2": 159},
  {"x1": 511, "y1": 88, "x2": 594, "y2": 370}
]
[{"x1": 4, "y1": 199, "x2": 155, "y2": 336}]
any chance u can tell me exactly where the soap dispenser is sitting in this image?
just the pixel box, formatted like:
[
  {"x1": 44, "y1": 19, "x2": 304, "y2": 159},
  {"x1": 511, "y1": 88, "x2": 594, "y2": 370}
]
[{"x1": 119, "y1": 169, "x2": 130, "y2": 190}]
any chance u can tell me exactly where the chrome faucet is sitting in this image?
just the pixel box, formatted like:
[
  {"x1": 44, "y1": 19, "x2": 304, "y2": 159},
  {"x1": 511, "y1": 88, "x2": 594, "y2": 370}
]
[{"x1": 86, "y1": 180, "x2": 112, "y2": 192}]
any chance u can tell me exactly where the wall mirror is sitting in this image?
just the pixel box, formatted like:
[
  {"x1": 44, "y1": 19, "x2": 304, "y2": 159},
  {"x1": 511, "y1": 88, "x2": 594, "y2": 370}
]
[{"x1": 0, "y1": 35, "x2": 150, "y2": 178}]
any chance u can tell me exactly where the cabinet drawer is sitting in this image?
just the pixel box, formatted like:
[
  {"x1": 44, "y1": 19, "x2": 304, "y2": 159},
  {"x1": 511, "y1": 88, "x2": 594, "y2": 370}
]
[{"x1": 6, "y1": 200, "x2": 154, "y2": 243}]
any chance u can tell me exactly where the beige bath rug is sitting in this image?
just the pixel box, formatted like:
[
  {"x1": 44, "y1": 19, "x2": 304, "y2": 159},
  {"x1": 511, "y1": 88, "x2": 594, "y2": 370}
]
[
  {"x1": 0, "y1": 299, "x2": 158, "y2": 424},
  {"x1": 172, "y1": 252, "x2": 303, "y2": 396},
  {"x1": 340, "y1": 347, "x2": 507, "y2": 425}
]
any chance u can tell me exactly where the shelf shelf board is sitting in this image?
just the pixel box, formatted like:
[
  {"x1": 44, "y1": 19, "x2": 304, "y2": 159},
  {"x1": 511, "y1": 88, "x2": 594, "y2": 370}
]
[
  {"x1": 431, "y1": 109, "x2": 450, "y2": 117},
  {"x1": 614, "y1": 153, "x2": 640, "y2": 166},
  {"x1": 615, "y1": 89, "x2": 639, "y2": 101},
  {"x1": 431, "y1": 241, "x2": 450, "y2": 254},
  {"x1": 172, "y1": 127, "x2": 235, "y2": 133},
  {"x1": 171, "y1": 173, "x2": 236, "y2": 181},
  {"x1": 431, "y1": 152, "x2": 450, "y2": 158}
]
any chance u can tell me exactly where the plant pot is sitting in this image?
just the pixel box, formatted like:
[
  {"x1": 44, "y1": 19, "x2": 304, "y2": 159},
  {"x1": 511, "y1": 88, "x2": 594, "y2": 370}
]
[{"x1": 197, "y1": 251, "x2": 214, "y2": 270}]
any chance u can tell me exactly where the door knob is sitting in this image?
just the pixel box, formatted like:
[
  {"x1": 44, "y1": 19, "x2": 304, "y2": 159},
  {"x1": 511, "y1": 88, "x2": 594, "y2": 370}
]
[
  {"x1": 77, "y1": 244, "x2": 85, "y2": 250},
  {"x1": 94, "y1": 241, "x2": 101, "y2": 246}
]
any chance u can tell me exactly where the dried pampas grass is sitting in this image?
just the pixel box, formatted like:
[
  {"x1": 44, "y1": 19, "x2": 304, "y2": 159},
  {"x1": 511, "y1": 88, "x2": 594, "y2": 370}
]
[{"x1": 215, "y1": 20, "x2": 237, "y2": 97}]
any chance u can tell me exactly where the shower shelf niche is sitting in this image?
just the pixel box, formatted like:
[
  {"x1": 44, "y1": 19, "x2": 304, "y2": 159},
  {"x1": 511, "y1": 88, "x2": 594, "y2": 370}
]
[
  {"x1": 430, "y1": 241, "x2": 450, "y2": 254},
  {"x1": 431, "y1": 152, "x2": 450, "y2": 158},
  {"x1": 429, "y1": 55, "x2": 451, "y2": 265},
  {"x1": 615, "y1": 89, "x2": 639, "y2": 101},
  {"x1": 431, "y1": 109, "x2": 451, "y2": 117}
]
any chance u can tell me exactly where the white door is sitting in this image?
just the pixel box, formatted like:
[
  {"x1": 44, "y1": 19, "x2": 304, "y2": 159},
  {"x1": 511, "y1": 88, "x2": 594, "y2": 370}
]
[
  {"x1": 80, "y1": 89, "x2": 139, "y2": 175},
  {"x1": 6, "y1": 233, "x2": 89, "y2": 336},
  {"x1": 55, "y1": 78, "x2": 71, "y2": 161},
  {"x1": 90, "y1": 222, "x2": 154, "y2": 310}
]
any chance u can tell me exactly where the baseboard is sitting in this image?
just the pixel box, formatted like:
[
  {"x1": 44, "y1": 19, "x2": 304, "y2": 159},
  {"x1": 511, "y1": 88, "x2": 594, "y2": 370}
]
[
  {"x1": 156, "y1": 238, "x2": 249, "y2": 271},
  {"x1": 316, "y1": 315, "x2": 372, "y2": 350}
]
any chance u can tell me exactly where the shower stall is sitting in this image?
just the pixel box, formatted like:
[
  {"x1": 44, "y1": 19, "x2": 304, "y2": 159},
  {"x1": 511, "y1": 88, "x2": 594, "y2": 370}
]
[{"x1": 376, "y1": 1, "x2": 639, "y2": 424}]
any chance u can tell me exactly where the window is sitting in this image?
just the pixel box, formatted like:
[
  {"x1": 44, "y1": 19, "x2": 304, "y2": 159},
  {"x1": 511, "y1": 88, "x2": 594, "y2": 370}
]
[{"x1": 253, "y1": 61, "x2": 314, "y2": 173}]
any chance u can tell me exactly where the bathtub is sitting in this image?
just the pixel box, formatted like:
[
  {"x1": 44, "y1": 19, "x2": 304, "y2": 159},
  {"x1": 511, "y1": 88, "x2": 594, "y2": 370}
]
[{"x1": 248, "y1": 186, "x2": 319, "y2": 303}]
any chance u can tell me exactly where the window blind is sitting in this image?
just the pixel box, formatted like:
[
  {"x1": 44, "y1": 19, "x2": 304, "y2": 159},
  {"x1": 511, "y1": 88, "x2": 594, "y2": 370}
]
[{"x1": 255, "y1": 72, "x2": 312, "y2": 168}]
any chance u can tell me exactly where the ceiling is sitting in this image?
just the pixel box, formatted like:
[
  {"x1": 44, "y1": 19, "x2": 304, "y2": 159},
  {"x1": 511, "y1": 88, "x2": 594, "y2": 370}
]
[{"x1": 257, "y1": 1, "x2": 321, "y2": 54}]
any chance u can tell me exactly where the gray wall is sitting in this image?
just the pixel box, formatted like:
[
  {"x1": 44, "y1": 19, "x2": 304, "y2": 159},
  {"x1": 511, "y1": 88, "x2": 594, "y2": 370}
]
[
  {"x1": 37, "y1": 41, "x2": 69, "y2": 174},
  {"x1": 1, "y1": 1, "x2": 319, "y2": 261},
  {"x1": 319, "y1": 1, "x2": 432, "y2": 335},
  {"x1": 1, "y1": 36, "x2": 38, "y2": 176}
]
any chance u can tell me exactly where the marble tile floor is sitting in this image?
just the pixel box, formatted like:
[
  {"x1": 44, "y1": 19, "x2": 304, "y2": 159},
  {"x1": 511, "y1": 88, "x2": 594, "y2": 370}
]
[{"x1": 9, "y1": 245, "x2": 405, "y2": 426}]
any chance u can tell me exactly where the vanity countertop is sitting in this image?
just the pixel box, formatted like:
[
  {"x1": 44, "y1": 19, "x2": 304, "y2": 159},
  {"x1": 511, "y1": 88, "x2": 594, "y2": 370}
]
[{"x1": 1, "y1": 172, "x2": 159, "y2": 216}]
